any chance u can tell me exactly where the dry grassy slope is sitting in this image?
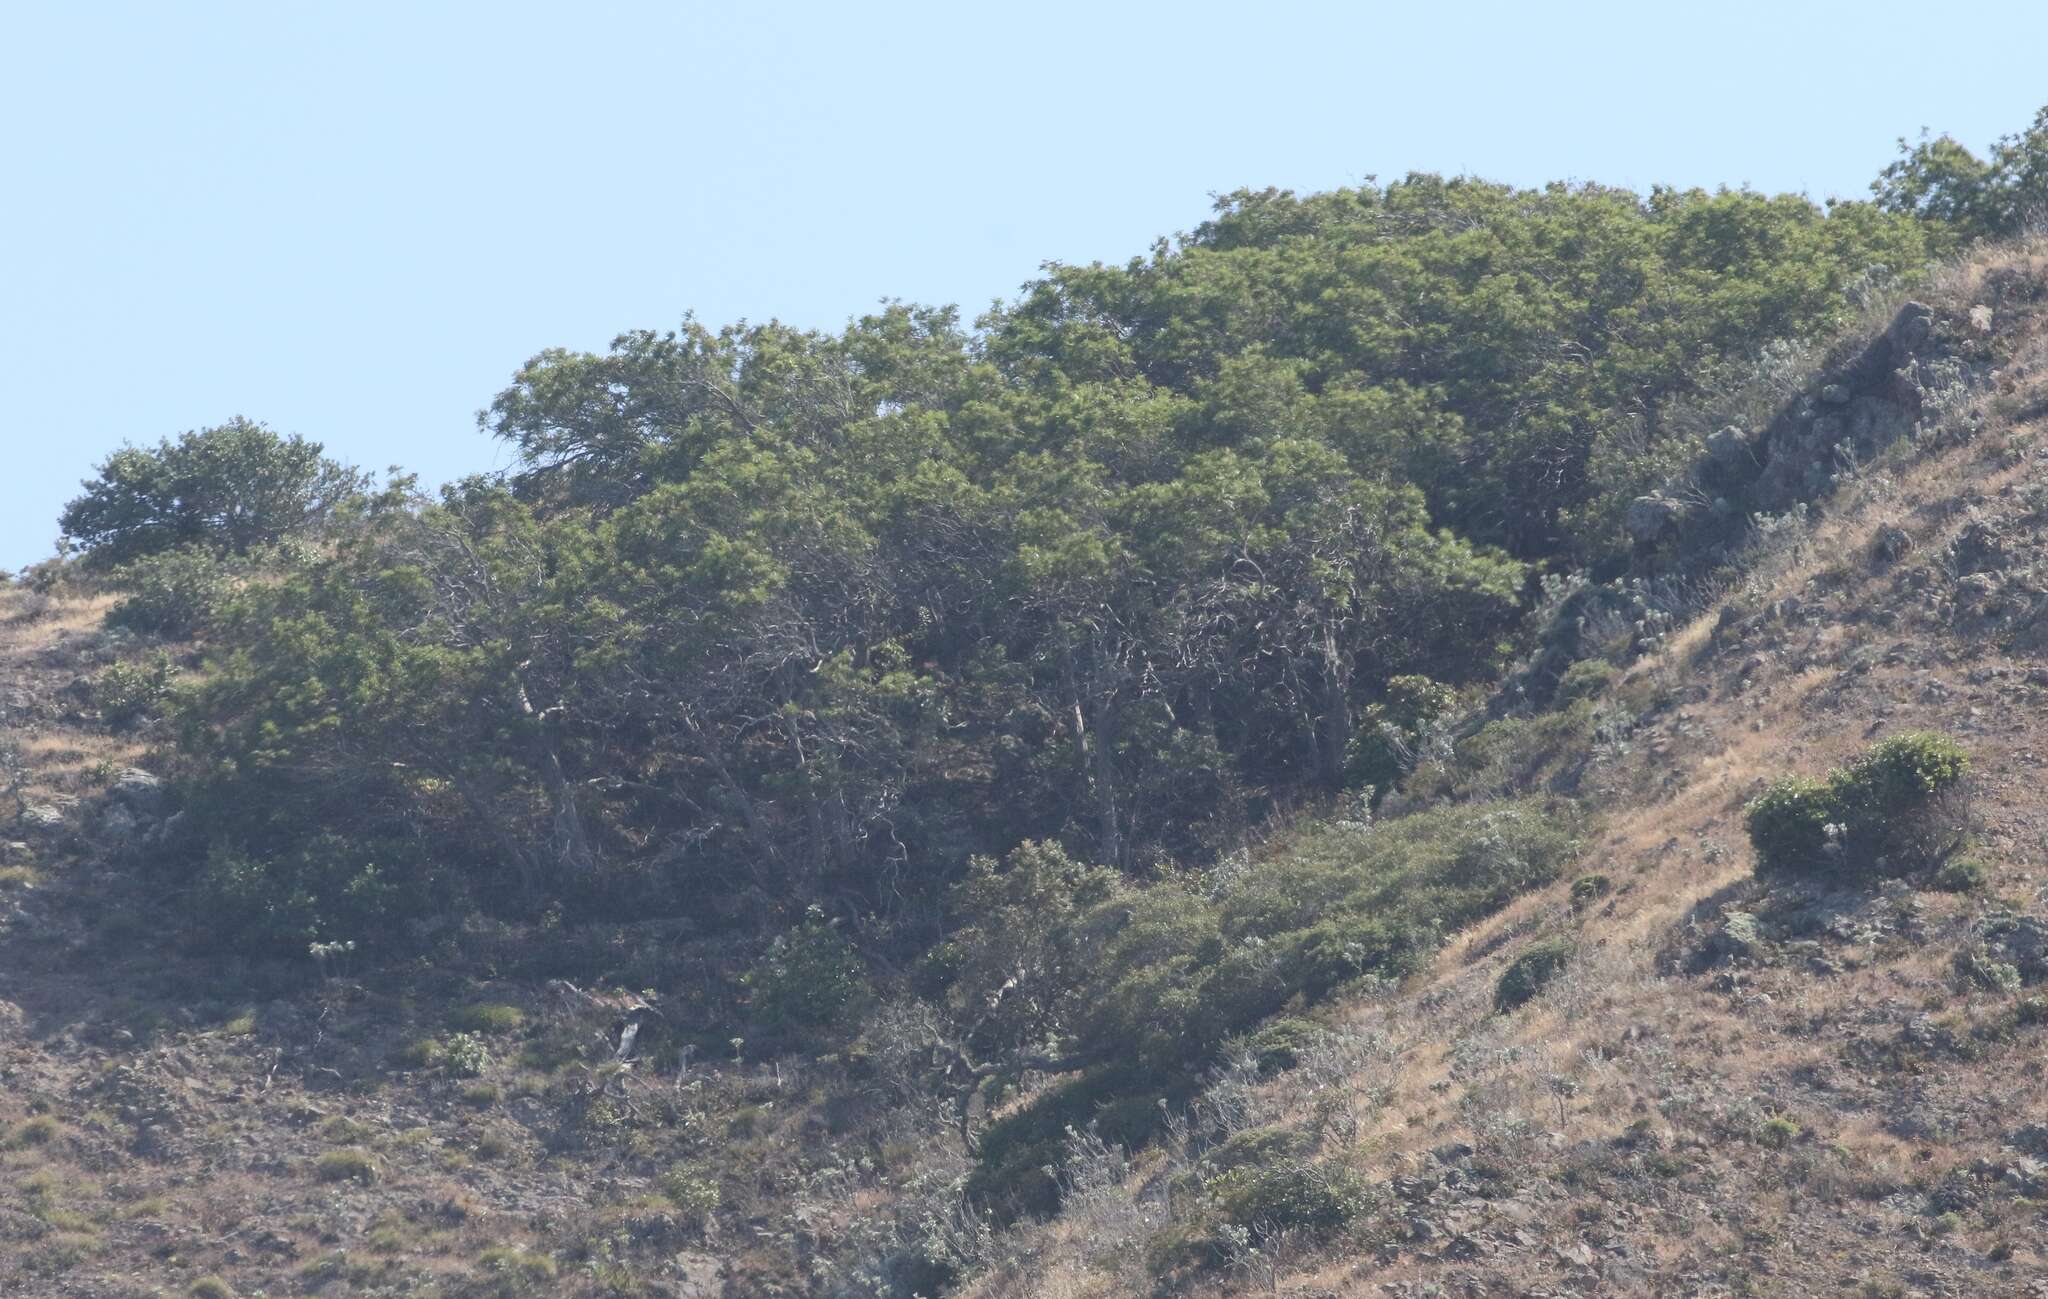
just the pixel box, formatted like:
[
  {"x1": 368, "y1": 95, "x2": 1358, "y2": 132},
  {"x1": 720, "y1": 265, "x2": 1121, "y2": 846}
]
[
  {"x1": 7, "y1": 251, "x2": 2048, "y2": 1299},
  {"x1": 0, "y1": 592, "x2": 740, "y2": 1296}
]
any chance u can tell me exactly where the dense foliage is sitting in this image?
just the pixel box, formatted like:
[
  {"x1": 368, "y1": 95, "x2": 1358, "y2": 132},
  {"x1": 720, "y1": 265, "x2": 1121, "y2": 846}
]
[
  {"x1": 61, "y1": 419, "x2": 366, "y2": 568},
  {"x1": 1873, "y1": 106, "x2": 2048, "y2": 245},
  {"x1": 48, "y1": 108, "x2": 2039, "y2": 1236},
  {"x1": 1745, "y1": 732, "x2": 1971, "y2": 877},
  {"x1": 149, "y1": 174, "x2": 1946, "y2": 957}
]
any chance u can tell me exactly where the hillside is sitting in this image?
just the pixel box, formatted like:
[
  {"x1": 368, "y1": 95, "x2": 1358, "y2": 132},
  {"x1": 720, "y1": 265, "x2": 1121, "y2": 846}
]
[{"x1": 10, "y1": 210, "x2": 2048, "y2": 1298}]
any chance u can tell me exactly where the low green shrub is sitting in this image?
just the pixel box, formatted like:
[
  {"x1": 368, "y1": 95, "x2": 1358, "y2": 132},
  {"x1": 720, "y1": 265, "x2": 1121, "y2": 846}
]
[
  {"x1": 93, "y1": 654, "x2": 177, "y2": 727},
  {"x1": 9, "y1": 1115, "x2": 59, "y2": 1147},
  {"x1": 660, "y1": 1166, "x2": 721, "y2": 1224},
  {"x1": 745, "y1": 907, "x2": 870, "y2": 1037},
  {"x1": 314, "y1": 1147, "x2": 377, "y2": 1184},
  {"x1": 1208, "y1": 1158, "x2": 1364, "y2": 1238},
  {"x1": 1244, "y1": 1018, "x2": 1321, "y2": 1074},
  {"x1": 468, "y1": 1247, "x2": 558, "y2": 1296},
  {"x1": 188, "y1": 833, "x2": 435, "y2": 957},
  {"x1": 1932, "y1": 857, "x2": 1989, "y2": 893},
  {"x1": 1496, "y1": 938, "x2": 1575, "y2": 1011},
  {"x1": 1346, "y1": 674, "x2": 1459, "y2": 791},
  {"x1": 449, "y1": 1003, "x2": 525, "y2": 1034},
  {"x1": 1570, "y1": 872, "x2": 1614, "y2": 906},
  {"x1": 1746, "y1": 733, "x2": 1969, "y2": 877},
  {"x1": 1204, "y1": 1124, "x2": 1309, "y2": 1175},
  {"x1": 106, "y1": 546, "x2": 231, "y2": 637},
  {"x1": 442, "y1": 1032, "x2": 492, "y2": 1078},
  {"x1": 1555, "y1": 657, "x2": 1619, "y2": 705},
  {"x1": 1743, "y1": 775, "x2": 1835, "y2": 875}
]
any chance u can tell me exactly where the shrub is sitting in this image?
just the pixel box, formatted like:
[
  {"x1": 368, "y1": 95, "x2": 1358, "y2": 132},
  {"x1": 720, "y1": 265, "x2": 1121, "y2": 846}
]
[
  {"x1": 1496, "y1": 938, "x2": 1575, "y2": 1011},
  {"x1": 188, "y1": 834, "x2": 434, "y2": 957},
  {"x1": 314, "y1": 1147, "x2": 378, "y2": 1184},
  {"x1": 1746, "y1": 733, "x2": 1969, "y2": 877},
  {"x1": 1953, "y1": 947, "x2": 2022, "y2": 993},
  {"x1": 92, "y1": 654, "x2": 177, "y2": 727},
  {"x1": 1570, "y1": 872, "x2": 1614, "y2": 907},
  {"x1": 441, "y1": 1033, "x2": 493, "y2": 1079},
  {"x1": 1932, "y1": 857, "x2": 1989, "y2": 893},
  {"x1": 1743, "y1": 775, "x2": 1836, "y2": 875},
  {"x1": 1208, "y1": 1158, "x2": 1364, "y2": 1239},
  {"x1": 1205, "y1": 1124, "x2": 1310, "y2": 1175},
  {"x1": 1758, "y1": 1116, "x2": 1801, "y2": 1149},
  {"x1": 1346, "y1": 674, "x2": 1459, "y2": 790},
  {"x1": 1245, "y1": 1018, "x2": 1322, "y2": 1074},
  {"x1": 106, "y1": 546, "x2": 232, "y2": 637},
  {"x1": 449, "y1": 1004, "x2": 525, "y2": 1034},
  {"x1": 1555, "y1": 657, "x2": 1619, "y2": 705},
  {"x1": 468, "y1": 1247, "x2": 558, "y2": 1297},
  {"x1": 660, "y1": 1167, "x2": 721, "y2": 1224},
  {"x1": 319, "y1": 1115, "x2": 371, "y2": 1144},
  {"x1": 189, "y1": 1279, "x2": 234, "y2": 1299},
  {"x1": 745, "y1": 907, "x2": 870, "y2": 1035}
]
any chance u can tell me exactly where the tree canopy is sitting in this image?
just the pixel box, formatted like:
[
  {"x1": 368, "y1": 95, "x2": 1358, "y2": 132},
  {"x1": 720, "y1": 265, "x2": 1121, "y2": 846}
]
[
  {"x1": 60, "y1": 418, "x2": 366, "y2": 567},
  {"x1": 150, "y1": 171, "x2": 1950, "y2": 956}
]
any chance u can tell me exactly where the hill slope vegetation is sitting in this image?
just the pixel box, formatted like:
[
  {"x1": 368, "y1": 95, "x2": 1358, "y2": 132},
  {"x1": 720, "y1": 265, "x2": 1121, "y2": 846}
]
[{"x1": 5, "y1": 113, "x2": 2048, "y2": 1298}]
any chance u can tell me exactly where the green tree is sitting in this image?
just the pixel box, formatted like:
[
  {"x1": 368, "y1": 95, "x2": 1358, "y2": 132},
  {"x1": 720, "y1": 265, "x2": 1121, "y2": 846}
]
[
  {"x1": 1874, "y1": 107, "x2": 2048, "y2": 243},
  {"x1": 61, "y1": 418, "x2": 366, "y2": 566}
]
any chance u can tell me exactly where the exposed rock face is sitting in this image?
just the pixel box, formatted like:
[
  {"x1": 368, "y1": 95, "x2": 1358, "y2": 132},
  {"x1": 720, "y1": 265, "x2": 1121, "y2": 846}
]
[{"x1": 1625, "y1": 300, "x2": 1973, "y2": 582}]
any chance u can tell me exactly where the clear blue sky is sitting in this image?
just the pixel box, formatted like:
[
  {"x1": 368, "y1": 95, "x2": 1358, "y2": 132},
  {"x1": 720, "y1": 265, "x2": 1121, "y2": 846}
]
[{"x1": 4, "y1": 1, "x2": 2045, "y2": 569}]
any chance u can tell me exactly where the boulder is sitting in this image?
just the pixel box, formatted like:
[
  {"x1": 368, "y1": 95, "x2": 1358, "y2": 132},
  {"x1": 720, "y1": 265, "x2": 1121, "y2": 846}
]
[
  {"x1": 98, "y1": 802, "x2": 141, "y2": 845},
  {"x1": 18, "y1": 805, "x2": 65, "y2": 836},
  {"x1": 1625, "y1": 493, "x2": 1689, "y2": 547},
  {"x1": 1704, "y1": 425, "x2": 1754, "y2": 471},
  {"x1": 1706, "y1": 910, "x2": 1767, "y2": 964},
  {"x1": 110, "y1": 767, "x2": 164, "y2": 815},
  {"x1": 1887, "y1": 300, "x2": 1934, "y2": 353}
]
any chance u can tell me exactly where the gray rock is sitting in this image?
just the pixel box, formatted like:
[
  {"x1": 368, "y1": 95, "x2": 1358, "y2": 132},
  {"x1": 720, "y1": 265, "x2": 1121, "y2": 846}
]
[
  {"x1": 1821, "y1": 383, "x2": 1852, "y2": 405},
  {"x1": 1705, "y1": 425, "x2": 1754, "y2": 470},
  {"x1": 1707, "y1": 911, "x2": 1767, "y2": 963},
  {"x1": 110, "y1": 767, "x2": 164, "y2": 815},
  {"x1": 1625, "y1": 493, "x2": 1689, "y2": 546},
  {"x1": 18, "y1": 805, "x2": 65, "y2": 835},
  {"x1": 1953, "y1": 520, "x2": 2010, "y2": 575},
  {"x1": 98, "y1": 803, "x2": 140, "y2": 844},
  {"x1": 1888, "y1": 301, "x2": 1934, "y2": 352}
]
